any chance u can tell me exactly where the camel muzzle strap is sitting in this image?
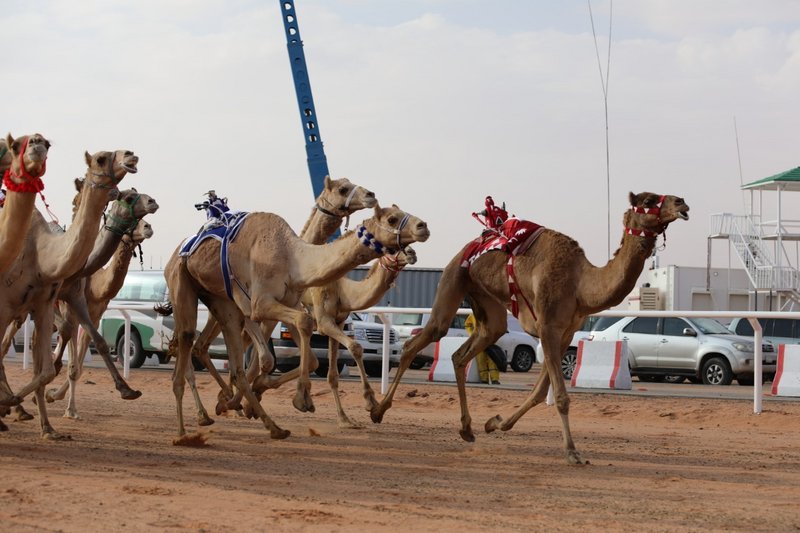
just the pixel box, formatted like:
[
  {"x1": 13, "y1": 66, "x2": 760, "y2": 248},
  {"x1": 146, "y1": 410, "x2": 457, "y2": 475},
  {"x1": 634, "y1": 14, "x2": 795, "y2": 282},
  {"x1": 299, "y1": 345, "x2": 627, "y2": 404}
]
[
  {"x1": 3, "y1": 136, "x2": 47, "y2": 194},
  {"x1": 104, "y1": 195, "x2": 141, "y2": 236}
]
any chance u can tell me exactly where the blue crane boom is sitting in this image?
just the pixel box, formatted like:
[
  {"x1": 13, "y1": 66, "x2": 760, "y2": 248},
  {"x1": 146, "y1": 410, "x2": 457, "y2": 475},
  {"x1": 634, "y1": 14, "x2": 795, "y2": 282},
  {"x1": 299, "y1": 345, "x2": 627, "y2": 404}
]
[{"x1": 279, "y1": 0, "x2": 330, "y2": 200}]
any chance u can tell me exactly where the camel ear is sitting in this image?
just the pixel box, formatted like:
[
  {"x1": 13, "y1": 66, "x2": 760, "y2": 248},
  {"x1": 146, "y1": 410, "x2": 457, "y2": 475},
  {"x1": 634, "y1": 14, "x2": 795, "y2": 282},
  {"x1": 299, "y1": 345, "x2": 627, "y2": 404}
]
[
  {"x1": 84, "y1": 151, "x2": 92, "y2": 166},
  {"x1": 628, "y1": 192, "x2": 637, "y2": 206},
  {"x1": 324, "y1": 175, "x2": 332, "y2": 190},
  {"x1": 373, "y1": 204, "x2": 384, "y2": 218},
  {"x1": 5, "y1": 134, "x2": 13, "y2": 151},
  {"x1": 392, "y1": 203, "x2": 399, "y2": 209},
  {"x1": 74, "y1": 178, "x2": 84, "y2": 191}
]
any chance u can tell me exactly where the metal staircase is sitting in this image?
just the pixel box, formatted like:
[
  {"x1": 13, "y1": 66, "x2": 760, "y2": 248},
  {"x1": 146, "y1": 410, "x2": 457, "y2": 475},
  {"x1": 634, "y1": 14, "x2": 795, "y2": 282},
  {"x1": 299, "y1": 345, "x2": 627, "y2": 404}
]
[{"x1": 710, "y1": 213, "x2": 800, "y2": 308}]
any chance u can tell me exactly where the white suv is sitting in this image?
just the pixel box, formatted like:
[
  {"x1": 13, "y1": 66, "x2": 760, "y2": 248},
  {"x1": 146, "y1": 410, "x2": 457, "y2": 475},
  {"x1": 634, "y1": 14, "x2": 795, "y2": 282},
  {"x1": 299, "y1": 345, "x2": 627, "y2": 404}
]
[
  {"x1": 589, "y1": 316, "x2": 776, "y2": 385},
  {"x1": 389, "y1": 312, "x2": 539, "y2": 372}
]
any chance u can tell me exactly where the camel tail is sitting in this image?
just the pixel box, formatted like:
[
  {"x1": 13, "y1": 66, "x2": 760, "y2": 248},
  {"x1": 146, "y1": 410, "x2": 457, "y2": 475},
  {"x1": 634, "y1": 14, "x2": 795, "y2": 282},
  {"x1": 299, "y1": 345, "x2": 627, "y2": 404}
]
[{"x1": 153, "y1": 301, "x2": 174, "y2": 316}]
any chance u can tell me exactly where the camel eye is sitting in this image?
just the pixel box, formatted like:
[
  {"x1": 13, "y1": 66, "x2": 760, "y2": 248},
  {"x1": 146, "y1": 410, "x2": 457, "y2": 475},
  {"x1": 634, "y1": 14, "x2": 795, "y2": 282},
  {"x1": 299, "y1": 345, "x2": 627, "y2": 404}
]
[
  {"x1": 124, "y1": 151, "x2": 133, "y2": 157},
  {"x1": 96, "y1": 155, "x2": 107, "y2": 165},
  {"x1": 339, "y1": 186, "x2": 349, "y2": 195},
  {"x1": 387, "y1": 216, "x2": 398, "y2": 225}
]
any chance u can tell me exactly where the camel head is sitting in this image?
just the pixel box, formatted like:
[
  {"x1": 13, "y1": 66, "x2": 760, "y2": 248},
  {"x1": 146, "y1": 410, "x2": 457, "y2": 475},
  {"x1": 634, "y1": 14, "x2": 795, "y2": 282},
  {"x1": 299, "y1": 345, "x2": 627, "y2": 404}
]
[
  {"x1": 3, "y1": 133, "x2": 50, "y2": 187},
  {"x1": 104, "y1": 188, "x2": 159, "y2": 236},
  {"x1": 318, "y1": 175, "x2": 377, "y2": 215},
  {"x1": 83, "y1": 149, "x2": 139, "y2": 192},
  {"x1": 131, "y1": 219, "x2": 154, "y2": 243},
  {"x1": 399, "y1": 246, "x2": 418, "y2": 266},
  {"x1": 361, "y1": 204, "x2": 430, "y2": 254},
  {"x1": 624, "y1": 192, "x2": 690, "y2": 238}
]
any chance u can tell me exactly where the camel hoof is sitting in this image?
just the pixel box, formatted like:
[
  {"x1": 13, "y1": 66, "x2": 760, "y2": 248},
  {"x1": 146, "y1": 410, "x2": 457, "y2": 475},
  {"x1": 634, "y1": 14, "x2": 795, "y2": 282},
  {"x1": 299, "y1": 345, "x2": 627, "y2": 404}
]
[
  {"x1": 45, "y1": 389, "x2": 58, "y2": 403},
  {"x1": 459, "y1": 428, "x2": 476, "y2": 443},
  {"x1": 338, "y1": 417, "x2": 363, "y2": 430},
  {"x1": 567, "y1": 450, "x2": 588, "y2": 465},
  {"x1": 364, "y1": 396, "x2": 379, "y2": 412},
  {"x1": 291, "y1": 395, "x2": 314, "y2": 413},
  {"x1": 270, "y1": 428, "x2": 291, "y2": 440},
  {"x1": 13, "y1": 410, "x2": 34, "y2": 422},
  {"x1": 369, "y1": 407, "x2": 386, "y2": 424},
  {"x1": 63, "y1": 410, "x2": 82, "y2": 420},
  {"x1": 172, "y1": 433, "x2": 209, "y2": 447},
  {"x1": 198, "y1": 415, "x2": 215, "y2": 427},
  {"x1": 0, "y1": 395, "x2": 22, "y2": 407},
  {"x1": 215, "y1": 401, "x2": 228, "y2": 416},
  {"x1": 42, "y1": 430, "x2": 72, "y2": 441},
  {"x1": 120, "y1": 389, "x2": 142, "y2": 400},
  {"x1": 484, "y1": 414, "x2": 502, "y2": 433}
]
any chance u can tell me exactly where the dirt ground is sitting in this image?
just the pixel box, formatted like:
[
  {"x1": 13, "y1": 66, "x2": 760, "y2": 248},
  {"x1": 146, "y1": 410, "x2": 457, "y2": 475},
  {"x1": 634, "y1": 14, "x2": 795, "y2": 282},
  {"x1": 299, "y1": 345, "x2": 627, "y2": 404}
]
[{"x1": 2, "y1": 361, "x2": 799, "y2": 533}]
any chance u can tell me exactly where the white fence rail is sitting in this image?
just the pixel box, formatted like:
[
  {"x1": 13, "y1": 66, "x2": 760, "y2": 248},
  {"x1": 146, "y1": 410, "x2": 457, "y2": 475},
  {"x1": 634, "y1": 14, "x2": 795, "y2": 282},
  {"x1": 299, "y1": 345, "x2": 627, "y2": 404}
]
[{"x1": 18, "y1": 305, "x2": 800, "y2": 415}]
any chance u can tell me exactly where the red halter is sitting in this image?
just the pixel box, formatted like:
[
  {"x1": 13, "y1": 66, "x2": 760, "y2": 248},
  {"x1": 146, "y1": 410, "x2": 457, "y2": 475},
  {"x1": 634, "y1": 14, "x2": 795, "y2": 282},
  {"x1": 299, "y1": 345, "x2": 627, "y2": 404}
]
[
  {"x1": 2, "y1": 136, "x2": 47, "y2": 194},
  {"x1": 625, "y1": 195, "x2": 666, "y2": 239}
]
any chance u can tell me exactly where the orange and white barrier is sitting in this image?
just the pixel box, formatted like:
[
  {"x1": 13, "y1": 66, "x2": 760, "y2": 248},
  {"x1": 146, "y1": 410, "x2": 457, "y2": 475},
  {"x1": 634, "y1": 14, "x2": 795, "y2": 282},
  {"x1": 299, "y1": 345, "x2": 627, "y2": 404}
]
[
  {"x1": 771, "y1": 344, "x2": 800, "y2": 397},
  {"x1": 428, "y1": 337, "x2": 481, "y2": 383},
  {"x1": 570, "y1": 340, "x2": 631, "y2": 390}
]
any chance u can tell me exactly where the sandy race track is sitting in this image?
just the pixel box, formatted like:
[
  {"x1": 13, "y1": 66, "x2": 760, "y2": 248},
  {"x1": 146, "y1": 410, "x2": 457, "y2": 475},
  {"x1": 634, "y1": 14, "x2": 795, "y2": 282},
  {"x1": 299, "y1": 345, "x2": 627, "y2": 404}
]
[{"x1": 2, "y1": 361, "x2": 799, "y2": 533}]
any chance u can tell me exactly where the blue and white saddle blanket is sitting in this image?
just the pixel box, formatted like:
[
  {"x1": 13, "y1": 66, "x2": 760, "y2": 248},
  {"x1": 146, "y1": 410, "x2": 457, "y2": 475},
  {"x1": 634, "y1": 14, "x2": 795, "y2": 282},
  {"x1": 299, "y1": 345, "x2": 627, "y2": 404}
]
[{"x1": 179, "y1": 210, "x2": 250, "y2": 299}]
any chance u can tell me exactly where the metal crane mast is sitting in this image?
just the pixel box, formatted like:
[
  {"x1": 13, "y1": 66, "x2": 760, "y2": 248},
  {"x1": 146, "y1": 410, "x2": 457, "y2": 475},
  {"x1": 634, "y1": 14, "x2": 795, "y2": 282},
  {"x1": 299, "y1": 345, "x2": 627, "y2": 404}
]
[{"x1": 279, "y1": 1, "x2": 330, "y2": 200}]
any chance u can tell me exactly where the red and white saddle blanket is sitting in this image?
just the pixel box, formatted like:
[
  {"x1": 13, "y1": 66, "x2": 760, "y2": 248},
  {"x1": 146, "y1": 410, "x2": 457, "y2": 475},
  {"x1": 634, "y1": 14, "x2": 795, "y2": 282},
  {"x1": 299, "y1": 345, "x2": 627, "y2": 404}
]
[{"x1": 460, "y1": 218, "x2": 545, "y2": 318}]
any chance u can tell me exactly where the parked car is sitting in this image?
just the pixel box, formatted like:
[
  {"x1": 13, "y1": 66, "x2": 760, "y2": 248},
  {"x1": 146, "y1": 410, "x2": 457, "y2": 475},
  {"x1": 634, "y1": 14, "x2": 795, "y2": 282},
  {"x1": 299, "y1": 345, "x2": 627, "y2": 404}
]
[
  {"x1": 388, "y1": 312, "x2": 539, "y2": 372},
  {"x1": 729, "y1": 317, "x2": 800, "y2": 349},
  {"x1": 588, "y1": 316, "x2": 776, "y2": 385},
  {"x1": 560, "y1": 316, "x2": 616, "y2": 380},
  {"x1": 98, "y1": 270, "x2": 227, "y2": 368},
  {"x1": 273, "y1": 312, "x2": 401, "y2": 377}
]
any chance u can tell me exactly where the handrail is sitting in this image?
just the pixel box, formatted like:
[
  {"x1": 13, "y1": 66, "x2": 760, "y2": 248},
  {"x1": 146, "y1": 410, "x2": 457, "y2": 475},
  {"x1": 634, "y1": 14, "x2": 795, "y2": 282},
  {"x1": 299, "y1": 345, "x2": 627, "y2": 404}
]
[{"x1": 19, "y1": 306, "x2": 799, "y2": 413}]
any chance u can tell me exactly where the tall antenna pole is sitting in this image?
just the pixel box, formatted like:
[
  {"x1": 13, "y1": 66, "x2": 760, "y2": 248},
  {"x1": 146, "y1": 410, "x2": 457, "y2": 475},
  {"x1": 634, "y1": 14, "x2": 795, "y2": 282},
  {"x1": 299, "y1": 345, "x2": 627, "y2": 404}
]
[
  {"x1": 280, "y1": 1, "x2": 330, "y2": 200},
  {"x1": 588, "y1": 0, "x2": 613, "y2": 259}
]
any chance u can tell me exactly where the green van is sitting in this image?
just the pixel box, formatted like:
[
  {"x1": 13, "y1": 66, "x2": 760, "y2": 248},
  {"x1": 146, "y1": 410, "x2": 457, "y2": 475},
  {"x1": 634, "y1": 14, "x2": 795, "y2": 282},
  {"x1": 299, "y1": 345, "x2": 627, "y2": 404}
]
[{"x1": 99, "y1": 270, "x2": 227, "y2": 368}]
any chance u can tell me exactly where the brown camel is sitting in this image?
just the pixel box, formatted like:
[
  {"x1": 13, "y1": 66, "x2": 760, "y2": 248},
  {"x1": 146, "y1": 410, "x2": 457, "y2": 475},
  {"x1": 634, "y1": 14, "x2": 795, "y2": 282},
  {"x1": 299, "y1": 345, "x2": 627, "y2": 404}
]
[
  {"x1": 164, "y1": 203, "x2": 429, "y2": 443},
  {"x1": 301, "y1": 246, "x2": 417, "y2": 428},
  {"x1": 0, "y1": 148, "x2": 138, "y2": 439},
  {"x1": 46, "y1": 219, "x2": 155, "y2": 419},
  {"x1": 370, "y1": 192, "x2": 689, "y2": 464},
  {"x1": 0, "y1": 189, "x2": 157, "y2": 422},
  {"x1": 180, "y1": 177, "x2": 377, "y2": 426},
  {"x1": 0, "y1": 134, "x2": 50, "y2": 273}
]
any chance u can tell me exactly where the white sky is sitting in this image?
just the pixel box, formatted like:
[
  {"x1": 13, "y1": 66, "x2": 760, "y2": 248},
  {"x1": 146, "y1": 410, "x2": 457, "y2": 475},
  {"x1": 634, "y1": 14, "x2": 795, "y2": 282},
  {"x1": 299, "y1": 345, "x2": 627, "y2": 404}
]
[{"x1": 3, "y1": 0, "x2": 800, "y2": 272}]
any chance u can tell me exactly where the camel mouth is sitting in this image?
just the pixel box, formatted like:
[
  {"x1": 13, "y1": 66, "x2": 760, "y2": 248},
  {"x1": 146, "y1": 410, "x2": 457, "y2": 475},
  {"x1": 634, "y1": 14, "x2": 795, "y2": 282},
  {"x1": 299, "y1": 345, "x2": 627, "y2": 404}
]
[
  {"x1": 678, "y1": 211, "x2": 689, "y2": 221},
  {"x1": 363, "y1": 197, "x2": 378, "y2": 208},
  {"x1": 414, "y1": 228, "x2": 431, "y2": 243},
  {"x1": 121, "y1": 163, "x2": 138, "y2": 174},
  {"x1": 146, "y1": 201, "x2": 160, "y2": 214}
]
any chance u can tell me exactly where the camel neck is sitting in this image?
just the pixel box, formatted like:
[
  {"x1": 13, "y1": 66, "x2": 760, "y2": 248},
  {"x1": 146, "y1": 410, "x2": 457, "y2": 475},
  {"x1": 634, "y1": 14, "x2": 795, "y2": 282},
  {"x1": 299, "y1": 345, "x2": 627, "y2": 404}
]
[
  {"x1": 299, "y1": 207, "x2": 343, "y2": 245},
  {"x1": 0, "y1": 190, "x2": 36, "y2": 273},
  {"x1": 293, "y1": 227, "x2": 384, "y2": 290},
  {"x1": 90, "y1": 239, "x2": 137, "y2": 302}
]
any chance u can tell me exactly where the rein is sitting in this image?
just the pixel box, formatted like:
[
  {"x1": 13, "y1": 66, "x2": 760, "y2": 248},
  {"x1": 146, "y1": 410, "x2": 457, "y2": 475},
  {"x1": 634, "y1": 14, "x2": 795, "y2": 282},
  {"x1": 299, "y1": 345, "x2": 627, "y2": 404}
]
[{"x1": 376, "y1": 213, "x2": 410, "y2": 252}]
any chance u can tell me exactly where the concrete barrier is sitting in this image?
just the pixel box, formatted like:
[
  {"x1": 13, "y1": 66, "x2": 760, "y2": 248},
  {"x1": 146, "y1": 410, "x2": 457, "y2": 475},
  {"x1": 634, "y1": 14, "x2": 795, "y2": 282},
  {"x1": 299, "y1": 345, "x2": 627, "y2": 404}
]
[
  {"x1": 570, "y1": 340, "x2": 632, "y2": 390},
  {"x1": 428, "y1": 337, "x2": 481, "y2": 383},
  {"x1": 772, "y1": 344, "x2": 800, "y2": 397}
]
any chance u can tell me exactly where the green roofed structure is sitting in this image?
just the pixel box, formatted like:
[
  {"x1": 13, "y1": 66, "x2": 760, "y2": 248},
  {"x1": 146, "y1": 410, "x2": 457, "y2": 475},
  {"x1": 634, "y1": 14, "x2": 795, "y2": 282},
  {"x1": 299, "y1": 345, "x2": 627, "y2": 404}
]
[{"x1": 709, "y1": 166, "x2": 800, "y2": 311}]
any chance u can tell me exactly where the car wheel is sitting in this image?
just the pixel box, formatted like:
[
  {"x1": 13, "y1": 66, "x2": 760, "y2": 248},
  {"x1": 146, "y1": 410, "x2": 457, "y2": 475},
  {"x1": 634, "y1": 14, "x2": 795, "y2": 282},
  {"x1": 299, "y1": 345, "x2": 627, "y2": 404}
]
[
  {"x1": 510, "y1": 346, "x2": 533, "y2": 373},
  {"x1": 364, "y1": 361, "x2": 384, "y2": 378},
  {"x1": 486, "y1": 345, "x2": 508, "y2": 372},
  {"x1": 737, "y1": 375, "x2": 756, "y2": 386},
  {"x1": 157, "y1": 352, "x2": 172, "y2": 365},
  {"x1": 409, "y1": 359, "x2": 425, "y2": 370},
  {"x1": 116, "y1": 330, "x2": 146, "y2": 369},
  {"x1": 638, "y1": 374, "x2": 664, "y2": 383},
  {"x1": 191, "y1": 355, "x2": 206, "y2": 372},
  {"x1": 561, "y1": 349, "x2": 577, "y2": 380},
  {"x1": 702, "y1": 356, "x2": 733, "y2": 385},
  {"x1": 663, "y1": 375, "x2": 686, "y2": 384},
  {"x1": 688, "y1": 376, "x2": 702, "y2": 384},
  {"x1": 314, "y1": 361, "x2": 345, "y2": 378}
]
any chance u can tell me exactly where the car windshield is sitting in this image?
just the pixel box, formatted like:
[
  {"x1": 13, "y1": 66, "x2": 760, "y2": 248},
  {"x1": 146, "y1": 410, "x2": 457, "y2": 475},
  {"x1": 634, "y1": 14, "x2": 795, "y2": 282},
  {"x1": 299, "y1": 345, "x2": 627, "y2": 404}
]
[
  {"x1": 393, "y1": 313, "x2": 423, "y2": 326},
  {"x1": 590, "y1": 317, "x2": 623, "y2": 332},
  {"x1": 688, "y1": 317, "x2": 731, "y2": 334}
]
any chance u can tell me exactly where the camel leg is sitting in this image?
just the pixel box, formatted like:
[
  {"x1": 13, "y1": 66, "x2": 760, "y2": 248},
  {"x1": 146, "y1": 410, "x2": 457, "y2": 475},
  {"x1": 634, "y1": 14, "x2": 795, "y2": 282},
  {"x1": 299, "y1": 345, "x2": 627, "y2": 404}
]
[
  {"x1": 0, "y1": 322, "x2": 35, "y2": 421},
  {"x1": 450, "y1": 296, "x2": 508, "y2": 442},
  {"x1": 65, "y1": 295, "x2": 141, "y2": 401},
  {"x1": 182, "y1": 362, "x2": 215, "y2": 427},
  {"x1": 487, "y1": 327, "x2": 586, "y2": 465},
  {"x1": 206, "y1": 297, "x2": 289, "y2": 439},
  {"x1": 371, "y1": 263, "x2": 470, "y2": 423},
  {"x1": 250, "y1": 299, "x2": 317, "y2": 413},
  {"x1": 185, "y1": 317, "x2": 226, "y2": 423}
]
